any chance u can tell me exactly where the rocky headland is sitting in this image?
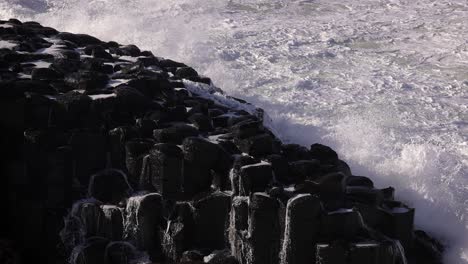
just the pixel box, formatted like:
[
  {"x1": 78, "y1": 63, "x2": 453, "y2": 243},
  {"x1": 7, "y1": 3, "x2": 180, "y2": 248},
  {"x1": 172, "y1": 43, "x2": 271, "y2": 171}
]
[{"x1": 1, "y1": 18, "x2": 444, "y2": 264}]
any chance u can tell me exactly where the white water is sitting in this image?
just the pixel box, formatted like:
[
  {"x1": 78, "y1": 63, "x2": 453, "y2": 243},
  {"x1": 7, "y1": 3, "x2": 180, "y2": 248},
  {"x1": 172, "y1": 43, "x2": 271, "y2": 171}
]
[{"x1": 2, "y1": 0, "x2": 467, "y2": 262}]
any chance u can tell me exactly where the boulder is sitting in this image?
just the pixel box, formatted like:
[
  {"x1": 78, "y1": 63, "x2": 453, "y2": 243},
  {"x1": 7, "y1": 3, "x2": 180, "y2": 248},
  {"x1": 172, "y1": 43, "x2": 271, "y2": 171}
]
[
  {"x1": 381, "y1": 201, "x2": 415, "y2": 250},
  {"x1": 229, "y1": 196, "x2": 249, "y2": 263},
  {"x1": 346, "y1": 186, "x2": 384, "y2": 206},
  {"x1": 108, "y1": 126, "x2": 139, "y2": 170},
  {"x1": 65, "y1": 70, "x2": 109, "y2": 91},
  {"x1": 88, "y1": 169, "x2": 132, "y2": 204},
  {"x1": 265, "y1": 154, "x2": 291, "y2": 184},
  {"x1": 125, "y1": 138, "x2": 155, "y2": 186},
  {"x1": 54, "y1": 91, "x2": 92, "y2": 128},
  {"x1": 57, "y1": 32, "x2": 102, "y2": 46},
  {"x1": 45, "y1": 146, "x2": 73, "y2": 208},
  {"x1": 114, "y1": 85, "x2": 152, "y2": 114},
  {"x1": 104, "y1": 241, "x2": 137, "y2": 264},
  {"x1": 309, "y1": 143, "x2": 338, "y2": 164},
  {"x1": 175, "y1": 67, "x2": 198, "y2": 78},
  {"x1": 193, "y1": 192, "x2": 231, "y2": 250},
  {"x1": 320, "y1": 208, "x2": 364, "y2": 240},
  {"x1": 346, "y1": 175, "x2": 374, "y2": 188},
  {"x1": 163, "y1": 202, "x2": 195, "y2": 261},
  {"x1": 289, "y1": 159, "x2": 320, "y2": 183},
  {"x1": 315, "y1": 242, "x2": 346, "y2": 264},
  {"x1": 100, "y1": 205, "x2": 124, "y2": 241},
  {"x1": 348, "y1": 242, "x2": 381, "y2": 264},
  {"x1": 70, "y1": 237, "x2": 109, "y2": 264},
  {"x1": 281, "y1": 144, "x2": 311, "y2": 161},
  {"x1": 246, "y1": 193, "x2": 280, "y2": 264},
  {"x1": 235, "y1": 133, "x2": 280, "y2": 158},
  {"x1": 71, "y1": 201, "x2": 104, "y2": 238},
  {"x1": 280, "y1": 194, "x2": 322, "y2": 264},
  {"x1": 238, "y1": 162, "x2": 273, "y2": 196},
  {"x1": 153, "y1": 123, "x2": 199, "y2": 144},
  {"x1": 125, "y1": 193, "x2": 164, "y2": 262},
  {"x1": 204, "y1": 249, "x2": 239, "y2": 264},
  {"x1": 231, "y1": 119, "x2": 263, "y2": 139},
  {"x1": 31, "y1": 67, "x2": 62, "y2": 81},
  {"x1": 230, "y1": 155, "x2": 257, "y2": 195},
  {"x1": 188, "y1": 113, "x2": 213, "y2": 132},
  {"x1": 148, "y1": 143, "x2": 184, "y2": 200},
  {"x1": 68, "y1": 130, "x2": 107, "y2": 185}
]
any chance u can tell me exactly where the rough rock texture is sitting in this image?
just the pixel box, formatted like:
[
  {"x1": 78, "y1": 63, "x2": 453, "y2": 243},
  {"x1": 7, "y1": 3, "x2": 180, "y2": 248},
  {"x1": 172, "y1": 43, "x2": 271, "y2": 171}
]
[{"x1": 2, "y1": 19, "x2": 443, "y2": 264}]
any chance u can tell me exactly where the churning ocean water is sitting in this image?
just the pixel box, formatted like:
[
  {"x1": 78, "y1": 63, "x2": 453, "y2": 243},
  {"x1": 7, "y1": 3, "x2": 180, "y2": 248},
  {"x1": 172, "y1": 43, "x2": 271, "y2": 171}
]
[{"x1": 2, "y1": 0, "x2": 467, "y2": 262}]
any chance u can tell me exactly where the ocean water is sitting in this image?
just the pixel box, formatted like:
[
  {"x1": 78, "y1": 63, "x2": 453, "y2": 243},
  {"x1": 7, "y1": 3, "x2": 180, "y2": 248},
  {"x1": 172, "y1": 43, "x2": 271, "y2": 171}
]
[{"x1": 2, "y1": 0, "x2": 467, "y2": 262}]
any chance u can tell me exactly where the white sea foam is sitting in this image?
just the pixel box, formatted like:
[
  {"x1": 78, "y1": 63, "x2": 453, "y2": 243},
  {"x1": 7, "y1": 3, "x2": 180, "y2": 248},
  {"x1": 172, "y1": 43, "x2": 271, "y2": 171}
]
[
  {"x1": 1, "y1": 0, "x2": 467, "y2": 262},
  {"x1": 0, "y1": 39, "x2": 16, "y2": 49}
]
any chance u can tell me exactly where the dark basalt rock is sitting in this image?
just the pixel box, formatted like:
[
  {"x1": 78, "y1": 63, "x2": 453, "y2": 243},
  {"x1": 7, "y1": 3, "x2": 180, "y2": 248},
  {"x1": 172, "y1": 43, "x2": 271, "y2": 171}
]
[
  {"x1": 31, "y1": 67, "x2": 63, "y2": 81},
  {"x1": 245, "y1": 193, "x2": 281, "y2": 264},
  {"x1": 235, "y1": 133, "x2": 281, "y2": 158},
  {"x1": 182, "y1": 137, "x2": 230, "y2": 197},
  {"x1": 315, "y1": 242, "x2": 347, "y2": 264},
  {"x1": 125, "y1": 193, "x2": 165, "y2": 261},
  {"x1": 188, "y1": 113, "x2": 214, "y2": 132},
  {"x1": 70, "y1": 201, "x2": 105, "y2": 239},
  {"x1": 114, "y1": 85, "x2": 153, "y2": 114},
  {"x1": 85, "y1": 45, "x2": 114, "y2": 60},
  {"x1": 237, "y1": 162, "x2": 273, "y2": 196},
  {"x1": 347, "y1": 175, "x2": 374, "y2": 188},
  {"x1": 51, "y1": 58, "x2": 81, "y2": 74},
  {"x1": 125, "y1": 138, "x2": 155, "y2": 186},
  {"x1": 175, "y1": 67, "x2": 199, "y2": 78},
  {"x1": 320, "y1": 208, "x2": 364, "y2": 240},
  {"x1": 281, "y1": 144, "x2": 311, "y2": 161},
  {"x1": 7, "y1": 19, "x2": 442, "y2": 264},
  {"x1": 109, "y1": 126, "x2": 139, "y2": 170},
  {"x1": 71, "y1": 237, "x2": 109, "y2": 264},
  {"x1": 104, "y1": 241, "x2": 138, "y2": 264},
  {"x1": 180, "y1": 250, "x2": 204, "y2": 262},
  {"x1": 231, "y1": 119, "x2": 263, "y2": 139},
  {"x1": 88, "y1": 169, "x2": 132, "y2": 204},
  {"x1": 153, "y1": 123, "x2": 199, "y2": 144},
  {"x1": 265, "y1": 154, "x2": 291, "y2": 184},
  {"x1": 204, "y1": 249, "x2": 239, "y2": 264},
  {"x1": 65, "y1": 70, "x2": 109, "y2": 91},
  {"x1": 410, "y1": 230, "x2": 444, "y2": 264},
  {"x1": 120, "y1": 45, "x2": 141, "y2": 57},
  {"x1": 100, "y1": 205, "x2": 124, "y2": 241},
  {"x1": 289, "y1": 159, "x2": 321, "y2": 183},
  {"x1": 280, "y1": 194, "x2": 322, "y2": 264},
  {"x1": 309, "y1": 143, "x2": 338, "y2": 164},
  {"x1": 148, "y1": 143, "x2": 184, "y2": 200},
  {"x1": 163, "y1": 202, "x2": 196, "y2": 261},
  {"x1": 193, "y1": 192, "x2": 231, "y2": 251},
  {"x1": 68, "y1": 130, "x2": 108, "y2": 184},
  {"x1": 57, "y1": 32, "x2": 102, "y2": 47}
]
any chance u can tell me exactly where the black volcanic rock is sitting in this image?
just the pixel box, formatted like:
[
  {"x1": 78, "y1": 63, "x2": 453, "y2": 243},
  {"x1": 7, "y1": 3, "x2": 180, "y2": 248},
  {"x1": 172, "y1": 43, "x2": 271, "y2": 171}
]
[
  {"x1": 4, "y1": 19, "x2": 443, "y2": 264},
  {"x1": 88, "y1": 169, "x2": 132, "y2": 204},
  {"x1": 57, "y1": 32, "x2": 102, "y2": 46},
  {"x1": 309, "y1": 143, "x2": 338, "y2": 164}
]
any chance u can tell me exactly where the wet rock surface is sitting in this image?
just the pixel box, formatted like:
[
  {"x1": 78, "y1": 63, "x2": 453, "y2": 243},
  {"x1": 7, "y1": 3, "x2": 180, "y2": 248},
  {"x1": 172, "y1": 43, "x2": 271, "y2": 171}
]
[{"x1": 2, "y1": 19, "x2": 443, "y2": 264}]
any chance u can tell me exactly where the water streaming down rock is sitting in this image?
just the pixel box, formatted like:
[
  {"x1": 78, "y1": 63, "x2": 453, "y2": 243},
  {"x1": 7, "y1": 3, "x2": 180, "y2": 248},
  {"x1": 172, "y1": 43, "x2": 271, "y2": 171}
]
[{"x1": 1, "y1": 18, "x2": 447, "y2": 264}]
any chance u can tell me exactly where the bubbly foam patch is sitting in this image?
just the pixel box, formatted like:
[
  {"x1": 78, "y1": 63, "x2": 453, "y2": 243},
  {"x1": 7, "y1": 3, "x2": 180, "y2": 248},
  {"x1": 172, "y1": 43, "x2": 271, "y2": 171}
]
[{"x1": 2, "y1": 0, "x2": 467, "y2": 262}]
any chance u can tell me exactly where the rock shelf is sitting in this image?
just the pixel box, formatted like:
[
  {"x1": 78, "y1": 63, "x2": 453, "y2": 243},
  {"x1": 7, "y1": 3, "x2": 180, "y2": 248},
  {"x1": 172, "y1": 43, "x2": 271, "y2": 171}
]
[{"x1": 1, "y1": 19, "x2": 444, "y2": 264}]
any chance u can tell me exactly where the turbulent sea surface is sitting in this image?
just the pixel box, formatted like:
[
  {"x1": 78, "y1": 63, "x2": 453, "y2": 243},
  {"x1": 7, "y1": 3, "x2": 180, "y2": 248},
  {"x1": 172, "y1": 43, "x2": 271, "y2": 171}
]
[{"x1": 2, "y1": 0, "x2": 467, "y2": 262}]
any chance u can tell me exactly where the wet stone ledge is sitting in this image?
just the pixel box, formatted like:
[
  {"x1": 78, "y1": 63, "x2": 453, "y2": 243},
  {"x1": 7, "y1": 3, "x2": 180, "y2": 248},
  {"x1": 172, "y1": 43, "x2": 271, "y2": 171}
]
[{"x1": 1, "y1": 18, "x2": 444, "y2": 264}]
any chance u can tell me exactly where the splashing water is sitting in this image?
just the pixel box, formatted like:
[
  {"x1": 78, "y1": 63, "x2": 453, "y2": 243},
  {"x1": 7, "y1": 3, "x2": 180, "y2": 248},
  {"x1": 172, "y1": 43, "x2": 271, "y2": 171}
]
[{"x1": 2, "y1": 0, "x2": 467, "y2": 262}]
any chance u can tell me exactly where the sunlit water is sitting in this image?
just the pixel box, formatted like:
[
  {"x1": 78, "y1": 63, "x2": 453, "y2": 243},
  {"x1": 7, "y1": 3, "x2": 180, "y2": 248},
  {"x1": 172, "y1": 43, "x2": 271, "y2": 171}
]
[{"x1": 2, "y1": 0, "x2": 467, "y2": 262}]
